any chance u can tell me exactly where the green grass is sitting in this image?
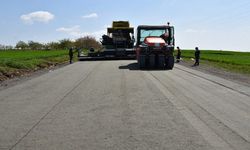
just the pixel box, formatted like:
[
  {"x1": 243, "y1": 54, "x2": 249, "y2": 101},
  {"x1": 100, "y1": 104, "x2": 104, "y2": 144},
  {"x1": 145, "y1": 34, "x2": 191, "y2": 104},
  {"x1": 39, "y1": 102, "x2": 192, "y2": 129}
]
[
  {"x1": 0, "y1": 50, "x2": 70, "y2": 76},
  {"x1": 178, "y1": 50, "x2": 250, "y2": 75},
  {"x1": 1, "y1": 49, "x2": 250, "y2": 79}
]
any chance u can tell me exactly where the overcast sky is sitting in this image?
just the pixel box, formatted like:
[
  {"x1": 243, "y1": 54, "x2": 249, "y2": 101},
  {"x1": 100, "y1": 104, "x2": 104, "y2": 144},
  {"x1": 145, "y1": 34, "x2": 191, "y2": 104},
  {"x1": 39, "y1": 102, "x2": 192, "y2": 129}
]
[{"x1": 0, "y1": 0, "x2": 250, "y2": 51}]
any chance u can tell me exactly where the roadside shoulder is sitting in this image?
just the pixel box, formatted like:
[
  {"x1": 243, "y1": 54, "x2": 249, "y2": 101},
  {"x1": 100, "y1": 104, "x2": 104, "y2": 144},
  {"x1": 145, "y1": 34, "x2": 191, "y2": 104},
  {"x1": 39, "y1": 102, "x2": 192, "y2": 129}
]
[{"x1": 0, "y1": 63, "x2": 69, "y2": 91}]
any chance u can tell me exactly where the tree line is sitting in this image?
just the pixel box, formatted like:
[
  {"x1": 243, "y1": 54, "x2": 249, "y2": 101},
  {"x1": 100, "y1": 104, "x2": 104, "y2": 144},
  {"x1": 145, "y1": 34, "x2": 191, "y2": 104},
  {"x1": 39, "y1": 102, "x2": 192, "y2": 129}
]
[{"x1": 1, "y1": 36, "x2": 102, "y2": 50}]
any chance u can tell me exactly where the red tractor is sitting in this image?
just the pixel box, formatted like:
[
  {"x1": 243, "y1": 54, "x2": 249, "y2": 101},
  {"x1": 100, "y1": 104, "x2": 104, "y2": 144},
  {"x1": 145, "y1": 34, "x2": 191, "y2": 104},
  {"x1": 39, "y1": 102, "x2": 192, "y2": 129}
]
[{"x1": 135, "y1": 24, "x2": 175, "y2": 69}]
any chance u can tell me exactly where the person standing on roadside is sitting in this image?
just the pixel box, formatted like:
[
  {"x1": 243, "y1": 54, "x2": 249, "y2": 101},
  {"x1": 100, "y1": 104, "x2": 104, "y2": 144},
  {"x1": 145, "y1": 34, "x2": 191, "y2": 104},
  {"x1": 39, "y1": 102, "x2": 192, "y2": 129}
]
[
  {"x1": 176, "y1": 46, "x2": 181, "y2": 63},
  {"x1": 193, "y1": 47, "x2": 200, "y2": 66},
  {"x1": 69, "y1": 47, "x2": 74, "y2": 64}
]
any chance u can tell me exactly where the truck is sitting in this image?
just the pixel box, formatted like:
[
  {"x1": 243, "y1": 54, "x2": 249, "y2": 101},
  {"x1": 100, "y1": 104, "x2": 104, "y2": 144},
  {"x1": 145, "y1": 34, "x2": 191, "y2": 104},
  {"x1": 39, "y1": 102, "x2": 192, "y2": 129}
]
[{"x1": 135, "y1": 24, "x2": 175, "y2": 69}]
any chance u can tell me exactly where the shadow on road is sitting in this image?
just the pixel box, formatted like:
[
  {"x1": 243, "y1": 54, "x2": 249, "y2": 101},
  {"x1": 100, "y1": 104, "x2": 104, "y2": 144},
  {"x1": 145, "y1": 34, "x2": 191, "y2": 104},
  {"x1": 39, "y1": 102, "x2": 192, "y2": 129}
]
[
  {"x1": 119, "y1": 63, "x2": 139, "y2": 70},
  {"x1": 119, "y1": 63, "x2": 171, "y2": 71}
]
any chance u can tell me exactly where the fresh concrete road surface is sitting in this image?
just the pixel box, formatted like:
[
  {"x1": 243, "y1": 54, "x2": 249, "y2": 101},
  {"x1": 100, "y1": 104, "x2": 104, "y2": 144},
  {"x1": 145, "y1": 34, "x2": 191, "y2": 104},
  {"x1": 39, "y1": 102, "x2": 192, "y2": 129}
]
[{"x1": 0, "y1": 60, "x2": 250, "y2": 150}]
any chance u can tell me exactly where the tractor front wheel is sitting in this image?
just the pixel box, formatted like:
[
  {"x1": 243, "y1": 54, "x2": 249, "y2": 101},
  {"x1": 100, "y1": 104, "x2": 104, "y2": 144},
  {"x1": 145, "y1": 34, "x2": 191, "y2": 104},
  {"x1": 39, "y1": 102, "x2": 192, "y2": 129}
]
[
  {"x1": 138, "y1": 55, "x2": 146, "y2": 69},
  {"x1": 166, "y1": 55, "x2": 174, "y2": 70}
]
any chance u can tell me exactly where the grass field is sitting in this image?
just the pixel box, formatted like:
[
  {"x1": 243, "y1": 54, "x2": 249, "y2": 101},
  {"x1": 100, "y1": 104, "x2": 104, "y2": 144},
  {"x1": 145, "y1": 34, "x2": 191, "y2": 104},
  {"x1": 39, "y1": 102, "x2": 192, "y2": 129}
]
[
  {"x1": 1, "y1": 49, "x2": 250, "y2": 80},
  {"x1": 0, "y1": 50, "x2": 70, "y2": 79},
  {"x1": 179, "y1": 50, "x2": 250, "y2": 75}
]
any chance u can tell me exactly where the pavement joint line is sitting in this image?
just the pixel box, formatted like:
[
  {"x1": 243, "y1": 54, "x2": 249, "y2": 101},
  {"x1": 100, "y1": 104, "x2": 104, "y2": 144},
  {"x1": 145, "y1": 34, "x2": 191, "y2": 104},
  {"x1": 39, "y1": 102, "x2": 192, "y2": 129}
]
[
  {"x1": 175, "y1": 66, "x2": 250, "y2": 97},
  {"x1": 145, "y1": 71, "x2": 234, "y2": 150},
  {"x1": 8, "y1": 62, "x2": 102, "y2": 150}
]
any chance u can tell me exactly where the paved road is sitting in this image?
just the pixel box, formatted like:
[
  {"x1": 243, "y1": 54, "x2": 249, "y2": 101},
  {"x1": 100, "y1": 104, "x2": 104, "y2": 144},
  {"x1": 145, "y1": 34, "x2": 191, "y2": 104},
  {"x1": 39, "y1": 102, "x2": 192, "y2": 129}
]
[{"x1": 0, "y1": 61, "x2": 250, "y2": 150}]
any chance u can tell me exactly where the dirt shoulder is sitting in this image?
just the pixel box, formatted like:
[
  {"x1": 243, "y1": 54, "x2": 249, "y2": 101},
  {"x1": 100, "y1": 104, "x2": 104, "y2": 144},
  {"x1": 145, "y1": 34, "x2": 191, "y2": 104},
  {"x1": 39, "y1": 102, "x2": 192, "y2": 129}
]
[
  {"x1": 177, "y1": 60, "x2": 250, "y2": 87},
  {"x1": 0, "y1": 62, "x2": 69, "y2": 91}
]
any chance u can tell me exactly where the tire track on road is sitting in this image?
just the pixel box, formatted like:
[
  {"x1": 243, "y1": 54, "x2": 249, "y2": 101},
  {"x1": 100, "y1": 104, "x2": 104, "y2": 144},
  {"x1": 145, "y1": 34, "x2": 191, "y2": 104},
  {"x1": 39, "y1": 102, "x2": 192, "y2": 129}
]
[
  {"x1": 158, "y1": 70, "x2": 250, "y2": 149},
  {"x1": 145, "y1": 71, "x2": 234, "y2": 150},
  {"x1": 175, "y1": 66, "x2": 250, "y2": 97}
]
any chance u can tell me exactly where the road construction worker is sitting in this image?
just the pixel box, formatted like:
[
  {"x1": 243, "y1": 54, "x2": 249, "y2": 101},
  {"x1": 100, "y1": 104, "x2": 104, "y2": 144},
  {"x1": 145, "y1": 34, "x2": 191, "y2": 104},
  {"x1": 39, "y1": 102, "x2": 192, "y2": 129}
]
[
  {"x1": 176, "y1": 47, "x2": 181, "y2": 63},
  {"x1": 160, "y1": 31, "x2": 169, "y2": 44},
  {"x1": 160, "y1": 22, "x2": 171, "y2": 45},
  {"x1": 194, "y1": 47, "x2": 200, "y2": 66},
  {"x1": 69, "y1": 47, "x2": 73, "y2": 64}
]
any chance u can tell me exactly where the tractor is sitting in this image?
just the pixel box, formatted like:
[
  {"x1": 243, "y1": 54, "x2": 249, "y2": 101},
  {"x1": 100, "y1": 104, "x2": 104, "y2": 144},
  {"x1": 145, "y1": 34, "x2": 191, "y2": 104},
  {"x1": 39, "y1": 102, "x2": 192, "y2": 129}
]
[{"x1": 135, "y1": 24, "x2": 175, "y2": 69}]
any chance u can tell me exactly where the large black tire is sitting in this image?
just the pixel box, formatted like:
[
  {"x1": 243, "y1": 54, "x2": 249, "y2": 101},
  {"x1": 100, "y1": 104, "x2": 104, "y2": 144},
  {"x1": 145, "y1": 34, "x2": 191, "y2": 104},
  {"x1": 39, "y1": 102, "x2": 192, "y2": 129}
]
[
  {"x1": 138, "y1": 55, "x2": 146, "y2": 69},
  {"x1": 149, "y1": 54, "x2": 155, "y2": 68},
  {"x1": 166, "y1": 55, "x2": 174, "y2": 70},
  {"x1": 158, "y1": 55, "x2": 165, "y2": 69}
]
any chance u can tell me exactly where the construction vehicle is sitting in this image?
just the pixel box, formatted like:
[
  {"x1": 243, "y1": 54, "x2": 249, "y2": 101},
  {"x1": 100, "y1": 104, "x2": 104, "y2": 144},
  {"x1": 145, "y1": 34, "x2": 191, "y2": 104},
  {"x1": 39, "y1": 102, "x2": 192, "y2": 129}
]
[
  {"x1": 78, "y1": 21, "x2": 135, "y2": 60},
  {"x1": 135, "y1": 24, "x2": 175, "y2": 69},
  {"x1": 101, "y1": 21, "x2": 135, "y2": 57}
]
